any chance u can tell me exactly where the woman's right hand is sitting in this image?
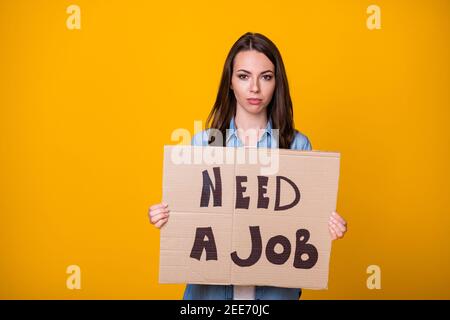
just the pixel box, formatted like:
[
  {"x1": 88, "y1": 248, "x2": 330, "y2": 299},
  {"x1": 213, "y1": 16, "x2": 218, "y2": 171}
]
[{"x1": 148, "y1": 202, "x2": 170, "y2": 229}]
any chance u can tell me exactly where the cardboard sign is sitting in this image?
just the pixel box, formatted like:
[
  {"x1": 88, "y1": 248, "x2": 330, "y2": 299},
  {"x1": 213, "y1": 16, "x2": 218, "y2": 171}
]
[{"x1": 159, "y1": 146, "x2": 340, "y2": 289}]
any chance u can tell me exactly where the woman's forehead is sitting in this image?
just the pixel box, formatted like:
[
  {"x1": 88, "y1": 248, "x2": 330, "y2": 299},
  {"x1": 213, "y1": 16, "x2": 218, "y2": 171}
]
[{"x1": 233, "y1": 50, "x2": 274, "y2": 72}]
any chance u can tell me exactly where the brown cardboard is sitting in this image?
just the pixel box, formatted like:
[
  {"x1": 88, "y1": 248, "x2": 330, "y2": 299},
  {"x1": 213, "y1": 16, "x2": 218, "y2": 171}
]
[{"x1": 159, "y1": 145, "x2": 340, "y2": 289}]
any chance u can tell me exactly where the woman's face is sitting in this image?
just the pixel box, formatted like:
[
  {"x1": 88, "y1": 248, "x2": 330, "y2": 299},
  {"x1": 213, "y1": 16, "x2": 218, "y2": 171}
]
[{"x1": 231, "y1": 50, "x2": 276, "y2": 116}]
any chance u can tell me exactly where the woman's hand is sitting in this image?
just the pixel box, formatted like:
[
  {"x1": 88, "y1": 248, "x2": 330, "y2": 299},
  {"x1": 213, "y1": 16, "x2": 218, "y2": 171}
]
[
  {"x1": 148, "y1": 202, "x2": 170, "y2": 229},
  {"x1": 328, "y1": 211, "x2": 347, "y2": 240}
]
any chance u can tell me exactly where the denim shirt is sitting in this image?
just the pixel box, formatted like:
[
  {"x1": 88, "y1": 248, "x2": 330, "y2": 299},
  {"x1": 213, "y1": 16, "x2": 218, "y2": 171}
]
[{"x1": 184, "y1": 117, "x2": 312, "y2": 300}]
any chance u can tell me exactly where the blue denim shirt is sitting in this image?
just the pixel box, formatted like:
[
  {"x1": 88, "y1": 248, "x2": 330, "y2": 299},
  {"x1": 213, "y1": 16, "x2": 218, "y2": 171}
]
[{"x1": 184, "y1": 116, "x2": 312, "y2": 300}]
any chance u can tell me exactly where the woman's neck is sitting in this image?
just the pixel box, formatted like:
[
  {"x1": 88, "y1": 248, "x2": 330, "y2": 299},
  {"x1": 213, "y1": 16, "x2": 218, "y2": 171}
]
[
  {"x1": 234, "y1": 108, "x2": 268, "y2": 132},
  {"x1": 234, "y1": 108, "x2": 268, "y2": 146}
]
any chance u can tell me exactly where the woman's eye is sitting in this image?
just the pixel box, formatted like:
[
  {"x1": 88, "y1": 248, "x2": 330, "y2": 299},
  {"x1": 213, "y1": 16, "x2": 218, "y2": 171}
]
[{"x1": 237, "y1": 74, "x2": 272, "y2": 80}]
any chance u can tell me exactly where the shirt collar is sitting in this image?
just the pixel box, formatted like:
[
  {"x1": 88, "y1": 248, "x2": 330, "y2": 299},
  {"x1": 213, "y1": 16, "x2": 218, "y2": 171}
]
[{"x1": 226, "y1": 116, "x2": 273, "y2": 144}]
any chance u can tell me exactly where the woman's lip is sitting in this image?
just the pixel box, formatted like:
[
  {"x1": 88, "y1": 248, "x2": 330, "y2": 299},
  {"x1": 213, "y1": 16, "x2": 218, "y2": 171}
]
[{"x1": 247, "y1": 98, "x2": 263, "y2": 105}]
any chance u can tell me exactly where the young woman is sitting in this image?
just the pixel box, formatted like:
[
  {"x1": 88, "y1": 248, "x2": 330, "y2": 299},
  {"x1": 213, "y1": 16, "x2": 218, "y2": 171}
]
[{"x1": 148, "y1": 32, "x2": 348, "y2": 300}]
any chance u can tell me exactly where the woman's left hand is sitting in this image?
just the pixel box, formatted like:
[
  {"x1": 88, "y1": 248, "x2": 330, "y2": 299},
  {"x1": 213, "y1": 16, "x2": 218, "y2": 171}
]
[{"x1": 328, "y1": 211, "x2": 347, "y2": 240}]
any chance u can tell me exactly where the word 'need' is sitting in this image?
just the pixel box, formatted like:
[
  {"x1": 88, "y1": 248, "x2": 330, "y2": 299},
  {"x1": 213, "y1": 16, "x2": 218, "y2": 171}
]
[{"x1": 200, "y1": 167, "x2": 301, "y2": 211}]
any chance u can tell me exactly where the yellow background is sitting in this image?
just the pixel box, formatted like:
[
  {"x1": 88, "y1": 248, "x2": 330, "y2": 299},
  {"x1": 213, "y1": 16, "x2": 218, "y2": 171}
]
[{"x1": 1, "y1": 0, "x2": 449, "y2": 299}]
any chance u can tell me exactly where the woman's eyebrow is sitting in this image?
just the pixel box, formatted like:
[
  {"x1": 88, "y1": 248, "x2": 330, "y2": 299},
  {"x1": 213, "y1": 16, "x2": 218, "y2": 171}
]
[{"x1": 236, "y1": 69, "x2": 274, "y2": 74}]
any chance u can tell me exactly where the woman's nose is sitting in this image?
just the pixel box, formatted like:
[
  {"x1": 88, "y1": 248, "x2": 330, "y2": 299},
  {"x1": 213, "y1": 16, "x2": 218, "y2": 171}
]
[{"x1": 250, "y1": 78, "x2": 260, "y2": 93}]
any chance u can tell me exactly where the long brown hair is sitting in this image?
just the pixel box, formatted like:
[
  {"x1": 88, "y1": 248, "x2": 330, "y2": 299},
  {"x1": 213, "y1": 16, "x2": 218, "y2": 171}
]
[{"x1": 206, "y1": 32, "x2": 296, "y2": 149}]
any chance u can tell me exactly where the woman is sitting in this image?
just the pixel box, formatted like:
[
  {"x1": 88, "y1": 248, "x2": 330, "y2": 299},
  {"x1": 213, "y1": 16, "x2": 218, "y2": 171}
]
[{"x1": 148, "y1": 32, "x2": 347, "y2": 300}]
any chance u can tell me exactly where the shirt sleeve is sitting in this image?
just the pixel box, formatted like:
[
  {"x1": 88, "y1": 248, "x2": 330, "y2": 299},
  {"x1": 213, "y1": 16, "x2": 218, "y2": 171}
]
[
  {"x1": 191, "y1": 130, "x2": 208, "y2": 146},
  {"x1": 290, "y1": 131, "x2": 312, "y2": 151}
]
